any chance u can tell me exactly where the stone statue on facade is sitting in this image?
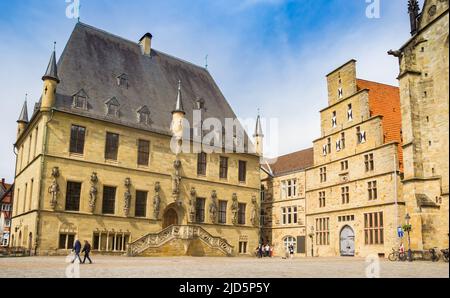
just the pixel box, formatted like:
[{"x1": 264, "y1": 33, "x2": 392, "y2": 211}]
[
  {"x1": 250, "y1": 195, "x2": 258, "y2": 226},
  {"x1": 153, "y1": 182, "x2": 161, "y2": 219},
  {"x1": 48, "y1": 167, "x2": 60, "y2": 209},
  {"x1": 124, "y1": 178, "x2": 132, "y2": 217},
  {"x1": 209, "y1": 190, "x2": 218, "y2": 224},
  {"x1": 88, "y1": 172, "x2": 98, "y2": 213},
  {"x1": 189, "y1": 187, "x2": 197, "y2": 223},
  {"x1": 231, "y1": 193, "x2": 239, "y2": 225},
  {"x1": 172, "y1": 159, "x2": 182, "y2": 203}
]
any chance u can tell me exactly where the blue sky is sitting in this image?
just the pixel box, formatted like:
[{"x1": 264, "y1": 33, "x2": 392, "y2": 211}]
[{"x1": 0, "y1": 0, "x2": 421, "y2": 181}]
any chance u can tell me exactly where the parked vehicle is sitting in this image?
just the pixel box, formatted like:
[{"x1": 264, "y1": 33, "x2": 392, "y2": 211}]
[{"x1": 388, "y1": 247, "x2": 407, "y2": 262}]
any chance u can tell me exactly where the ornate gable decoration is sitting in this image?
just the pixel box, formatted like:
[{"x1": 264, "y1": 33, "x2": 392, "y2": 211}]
[
  {"x1": 105, "y1": 97, "x2": 120, "y2": 118},
  {"x1": 72, "y1": 89, "x2": 89, "y2": 110},
  {"x1": 137, "y1": 105, "x2": 151, "y2": 125}
]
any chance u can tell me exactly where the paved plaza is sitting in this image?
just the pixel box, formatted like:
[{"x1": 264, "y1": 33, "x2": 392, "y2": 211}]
[{"x1": 0, "y1": 256, "x2": 448, "y2": 278}]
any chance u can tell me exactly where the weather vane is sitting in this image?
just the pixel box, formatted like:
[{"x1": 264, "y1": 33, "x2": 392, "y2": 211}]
[{"x1": 205, "y1": 55, "x2": 208, "y2": 69}]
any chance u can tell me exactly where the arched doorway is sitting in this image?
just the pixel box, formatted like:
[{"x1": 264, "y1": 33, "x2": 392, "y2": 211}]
[
  {"x1": 340, "y1": 226, "x2": 355, "y2": 256},
  {"x1": 163, "y1": 208, "x2": 179, "y2": 229}
]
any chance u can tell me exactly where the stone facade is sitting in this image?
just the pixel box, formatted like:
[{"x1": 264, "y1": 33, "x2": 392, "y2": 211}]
[
  {"x1": 391, "y1": 0, "x2": 449, "y2": 250},
  {"x1": 10, "y1": 24, "x2": 261, "y2": 257}
]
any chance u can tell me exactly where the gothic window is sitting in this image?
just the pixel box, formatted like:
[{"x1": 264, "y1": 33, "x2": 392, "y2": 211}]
[
  {"x1": 72, "y1": 89, "x2": 88, "y2": 110},
  {"x1": 117, "y1": 74, "x2": 129, "y2": 88},
  {"x1": 332, "y1": 111, "x2": 337, "y2": 128},
  {"x1": 364, "y1": 212, "x2": 384, "y2": 245},
  {"x1": 316, "y1": 218, "x2": 330, "y2": 246},
  {"x1": 137, "y1": 106, "x2": 151, "y2": 125},
  {"x1": 347, "y1": 104, "x2": 353, "y2": 121},
  {"x1": 105, "y1": 97, "x2": 120, "y2": 118}
]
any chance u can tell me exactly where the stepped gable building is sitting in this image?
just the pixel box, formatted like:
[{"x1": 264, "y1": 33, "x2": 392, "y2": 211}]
[
  {"x1": 389, "y1": 0, "x2": 449, "y2": 251},
  {"x1": 260, "y1": 148, "x2": 313, "y2": 257},
  {"x1": 11, "y1": 22, "x2": 261, "y2": 256},
  {"x1": 304, "y1": 60, "x2": 404, "y2": 258}
]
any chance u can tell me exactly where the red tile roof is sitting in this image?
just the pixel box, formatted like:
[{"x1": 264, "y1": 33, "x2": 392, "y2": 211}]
[
  {"x1": 357, "y1": 79, "x2": 403, "y2": 171},
  {"x1": 265, "y1": 148, "x2": 314, "y2": 176}
]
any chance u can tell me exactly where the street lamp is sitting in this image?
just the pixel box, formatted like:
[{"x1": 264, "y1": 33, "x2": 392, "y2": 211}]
[
  {"x1": 404, "y1": 213, "x2": 412, "y2": 262},
  {"x1": 309, "y1": 226, "x2": 315, "y2": 257}
]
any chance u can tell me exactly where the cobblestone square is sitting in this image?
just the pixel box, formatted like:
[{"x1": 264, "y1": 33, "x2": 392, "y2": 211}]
[{"x1": 0, "y1": 256, "x2": 448, "y2": 278}]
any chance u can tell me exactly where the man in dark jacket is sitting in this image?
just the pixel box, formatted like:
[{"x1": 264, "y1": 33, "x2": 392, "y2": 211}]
[
  {"x1": 82, "y1": 240, "x2": 93, "y2": 264},
  {"x1": 71, "y1": 239, "x2": 82, "y2": 264}
]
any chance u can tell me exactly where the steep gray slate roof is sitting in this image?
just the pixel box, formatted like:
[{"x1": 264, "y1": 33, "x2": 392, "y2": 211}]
[{"x1": 54, "y1": 23, "x2": 243, "y2": 138}]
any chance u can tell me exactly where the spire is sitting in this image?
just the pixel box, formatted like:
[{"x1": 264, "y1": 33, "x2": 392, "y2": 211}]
[
  {"x1": 254, "y1": 110, "x2": 264, "y2": 137},
  {"x1": 172, "y1": 80, "x2": 185, "y2": 114},
  {"x1": 17, "y1": 95, "x2": 29, "y2": 123},
  {"x1": 408, "y1": 0, "x2": 420, "y2": 36},
  {"x1": 42, "y1": 43, "x2": 60, "y2": 83}
]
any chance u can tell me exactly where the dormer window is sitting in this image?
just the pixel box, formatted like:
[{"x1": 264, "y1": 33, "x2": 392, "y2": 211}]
[
  {"x1": 137, "y1": 106, "x2": 151, "y2": 125},
  {"x1": 338, "y1": 87, "x2": 343, "y2": 99},
  {"x1": 105, "y1": 97, "x2": 120, "y2": 117},
  {"x1": 332, "y1": 111, "x2": 337, "y2": 128},
  {"x1": 72, "y1": 89, "x2": 88, "y2": 110},
  {"x1": 347, "y1": 104, "x2": 353, "y2": 121},
  {"x1": 117, "y1": 74, "x2": 129, "y2": 88}
]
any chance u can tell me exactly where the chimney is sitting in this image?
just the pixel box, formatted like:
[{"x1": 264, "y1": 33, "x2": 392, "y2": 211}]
[{"x1": 139, "y1": 33, "x2": 153, "y2": 56}]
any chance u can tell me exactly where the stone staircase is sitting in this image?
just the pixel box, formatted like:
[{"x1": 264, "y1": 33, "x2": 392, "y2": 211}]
[{"x1": 127, "y1": 225, "x2": 234, "y2": 257}]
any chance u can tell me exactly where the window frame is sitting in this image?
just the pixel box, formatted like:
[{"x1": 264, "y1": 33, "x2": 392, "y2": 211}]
[
  {"x1": 102, "y1": 186, "x2": 117, "y2": 215},
  {"x1": 69, "y1": 125, "x2": 86, "y2": 155},
  {"x1": 197, "y1": 153, "x2": 207, "y2": 176},
  {"x1": 135, "y1": 190, "x2": 148, "y2": 218},
  {"x1": 65, "y1": 181, "x2": 82, "y2": 212},
  {"x1": 105, "y1": 132, "x2": 120, "y2": 161},
  {"x1": 238, "y1": 160, "x2": 247, "y2": 183},
  {"x1": 137, "y1": 139, "x2": 150, "y2": 167}
]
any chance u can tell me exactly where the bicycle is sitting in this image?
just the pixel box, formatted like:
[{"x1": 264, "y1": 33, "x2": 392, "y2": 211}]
[
  {"x1": 388, "y1": 247, "x2": 407, "y2": 262},
  {"x1": 429, "y1": 247, "x2": 440, "y2": 262},
  {"x1": 441, "y1": 248, "x2": 449, "y2": 263}
]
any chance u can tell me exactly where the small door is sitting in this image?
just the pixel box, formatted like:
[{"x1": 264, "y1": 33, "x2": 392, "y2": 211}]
[
  {"x1": 297, "y1": 236, "x2": 306, "y2": 254},
  {"x1": 163, "y1": 208, "x2": 179, "y2": 229},
  {"x1": 340, "y1": 226, "x2": 355, "y2": 256}
]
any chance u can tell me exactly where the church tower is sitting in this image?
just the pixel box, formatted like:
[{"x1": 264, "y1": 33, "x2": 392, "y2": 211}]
[{"x1": 40, "y1": 46, "x2": 60, "y2": 112}]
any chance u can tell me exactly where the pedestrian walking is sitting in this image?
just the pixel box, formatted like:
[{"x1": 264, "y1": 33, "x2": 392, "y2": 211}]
[
  {"x1": 257, "y1": 244, "x2": 263, "y2": 258},
  {"x1": 265, "y1": 244, "x2": 270, "y2": 257},
  {"x1": 289, "y1": 244, "x2": 295, "y2": 259},
  {"x1": 82, "y1": 240, "x2": 93, "y2": 264},
  {"x1": 71, "y1": 239, "x2": 82, "y2": 264}
]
